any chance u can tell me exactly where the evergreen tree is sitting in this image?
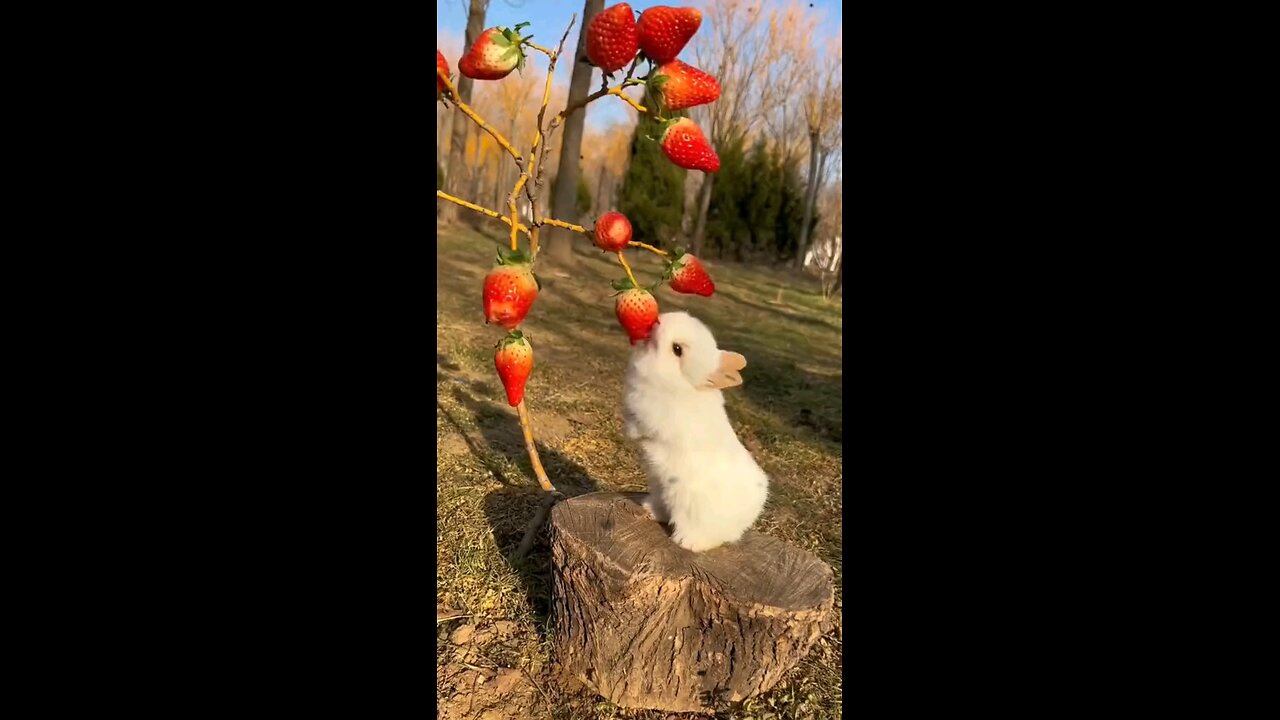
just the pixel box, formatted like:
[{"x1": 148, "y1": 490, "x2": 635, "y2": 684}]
[
  {"x1": 700, "y1": 139, "x2": 819, "y2": 263},
  {"x1": 619, "y1": 114, "x2": 686, "y2": 247},
  {"x1": 774, "y1": 161, "x2": 806, "y2": 262},
  {"x1": 742, "y1": 143, "x2": 781, "y2": 260},
  {"x1": 705, "y1": 133, "x2": 748, "y2": 259}
]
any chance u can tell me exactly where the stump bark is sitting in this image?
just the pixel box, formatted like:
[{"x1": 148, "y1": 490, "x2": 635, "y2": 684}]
[{"x1": 550, "y1": 492, "x2": 834, "y2": 712}]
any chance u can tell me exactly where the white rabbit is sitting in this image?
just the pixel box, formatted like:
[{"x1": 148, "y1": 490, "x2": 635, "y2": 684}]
[{"x1": 623, "y1": 311, "x2": 769, "y2": 552}]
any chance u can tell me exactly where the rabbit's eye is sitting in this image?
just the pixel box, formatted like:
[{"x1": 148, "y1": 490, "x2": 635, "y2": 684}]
[{"x1": 672, "y1": 343, "x2": 683, "y2": 357}]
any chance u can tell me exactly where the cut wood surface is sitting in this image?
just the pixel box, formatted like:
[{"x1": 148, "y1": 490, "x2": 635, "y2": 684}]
[{"x1": 550, "y1": 491, "x2": 834, "y2": 712}]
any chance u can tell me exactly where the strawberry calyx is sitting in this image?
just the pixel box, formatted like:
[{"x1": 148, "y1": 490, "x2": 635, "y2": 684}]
[
  {"x1": 495, "y1": 245, "x2": 531, "y2": 266},
  {"x1": 656, "y1": 115, "x2": 684, "y2": 139},
  {"x1": 646, "y1": 72, "x2": 671, "y2": 112},
  {"x1": 491, "y1": 23, "x2": 532, "y2": 73},
  {"x1": 610, "y1": 276, "x2": 637, "y2": 295},
  {"x1": 496, "y1": 329, "x2": 526, "y2": 348},
  {"x1": 660, "y1": 246, "x2": 688, "y2": 282}
]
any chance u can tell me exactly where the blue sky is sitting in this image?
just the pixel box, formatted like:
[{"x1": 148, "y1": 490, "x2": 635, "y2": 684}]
[{"x1": 437, "y1": 0, "x2": 842, "y2": 129}]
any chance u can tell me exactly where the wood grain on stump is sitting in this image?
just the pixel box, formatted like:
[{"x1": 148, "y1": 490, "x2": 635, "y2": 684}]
[{"x1": 550, "y1": 492, "x2": 834, "y2": 712}]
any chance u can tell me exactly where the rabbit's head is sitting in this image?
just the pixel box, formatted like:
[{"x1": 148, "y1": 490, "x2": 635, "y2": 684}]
[{"x1": 631, "y1": 311, "x2": 746, "y2": 394}]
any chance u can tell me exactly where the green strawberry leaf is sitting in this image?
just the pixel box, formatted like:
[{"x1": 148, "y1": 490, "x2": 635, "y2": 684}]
[{"x1": 496, "y1": 246, "x2": 530, "y2": 265}]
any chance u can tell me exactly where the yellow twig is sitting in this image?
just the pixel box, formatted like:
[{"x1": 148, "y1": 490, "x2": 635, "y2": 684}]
[
  {"x1": 437, "y1": 190, "x2": 529, "y2": 236},
  {"x1": 516, "y1": 400, "x2": 556, "y2": 493},
  {"x1": 437, "y1": 17, "x2": 578, "y2": 516},
  {"x1": 509, "y1": 175, "x2": 529, "y2": 252},
  {"x1": 542, "y1": 217, "x2": 587, "y2": 234},
  {"x1": 528, "y1": 54, "x2": 557, "y2": 160},
  {"x1": 438, "y1": 69, "x2": 524, "y2": 166},
  {"x1": 607, "y1": 86, "x2": 647, "y2": 114},
  {"x1": 617, "y1": 251, "x2": 638, "y2": 288},
  {"x1": 551, "y1": 81, "x2": 652, "y2": 134},
  {"x1": 628, "y1": 241, "x2": 669, "y2": 257}
]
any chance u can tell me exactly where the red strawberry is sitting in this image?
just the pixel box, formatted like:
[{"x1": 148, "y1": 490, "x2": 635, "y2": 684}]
[
  {"x1": 637, "y1": 6, "x2": 702, "y2": 64},
  {"x1": 586, "y1": 3, "x2": 639, "y2": 73},
  {"x1": 494, "y1": 330, "x2": 533, "y2": 407},
  {"x1": 659, "y1": 117, "x2": 719, "y2": 173},
  {"x1": 615, "y1": 285, "x2": 659, "y2": 344},
  {"x1": 593, "y1": 211, "x2": 632, "y2": 252},
  {"x1": 650, "y1": 60, "x2": 720, "y2": 111},
  {"x1": 459, "y1": 24, "x2": 530, "y2": 80},
  {"x1": 482, "y1": 248, "x2": 538, "y2": 329},
  {"x1": 667, "y1": 250, "x2": 715, "y2": 297},
  {"x1": 437, "y1": 50, "x2": 450, "y2": 97}
]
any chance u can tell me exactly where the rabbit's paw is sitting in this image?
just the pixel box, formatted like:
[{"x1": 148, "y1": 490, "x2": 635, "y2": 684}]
[
  {"x1": 641, "y1": 494, "x2": 669, "y2": 523},
  {"x1": 671, "y1": 528, "x2": 724, "y2": 553},
  {"x1": 622, "y1": 411, "x2": 646, "y2": 441}
]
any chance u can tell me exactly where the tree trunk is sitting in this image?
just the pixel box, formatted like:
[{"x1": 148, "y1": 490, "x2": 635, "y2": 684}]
[
  {"x1": 544, "y1": 0, "x2": 603, "y2": 268},
  {"x1": 691, "y1": 172, "x2": 714, "y2": 256},
  {"x1": 550, "y1": 492, "x2": 834, "y2": 713},
  {"x1": 831, "y1": 251, "x2": 842, "y2": 294},
  {"x1": 440, "y1": 0, "x2": 488, "y2": 225},
  {"x1": 794, "y1": 130, "x2": 821, "y2": 270}
]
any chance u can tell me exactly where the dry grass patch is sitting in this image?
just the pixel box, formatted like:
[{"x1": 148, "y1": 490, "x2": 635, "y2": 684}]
[{"x1": 437, "y1": 222, "x2": 842, "y2": 719}]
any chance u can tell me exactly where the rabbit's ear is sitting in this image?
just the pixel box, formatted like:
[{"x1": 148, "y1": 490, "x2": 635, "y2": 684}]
[{"x1": 704, "y1": 351, "x2": 747, "y2": 390}]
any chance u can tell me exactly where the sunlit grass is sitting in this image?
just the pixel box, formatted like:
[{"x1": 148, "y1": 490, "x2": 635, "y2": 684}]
[{"x1": 437, "y1": 221, "x2": 842, "y2": 719}]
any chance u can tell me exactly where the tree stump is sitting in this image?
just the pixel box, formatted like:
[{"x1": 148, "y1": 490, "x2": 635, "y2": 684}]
[{"x1": 550, "y1": 492, "x2": 834, "y2": 712}]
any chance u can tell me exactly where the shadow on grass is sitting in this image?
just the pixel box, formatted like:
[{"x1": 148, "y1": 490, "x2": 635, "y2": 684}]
[
  {"x1": 711, "y1": 285, "x2": 842, "y2": 333},
  {"x1": 440, "y1": 377, "x2": 601, "y2": 634},
  {"x1": 721, "y1": 344, "x2": 844, "y2": 449}
]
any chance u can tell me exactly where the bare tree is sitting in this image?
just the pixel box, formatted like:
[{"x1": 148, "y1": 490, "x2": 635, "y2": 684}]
[
  {"x1": 440, "y1": 0, "x2": 489, "y2": 225},
  {"x1": 544, "y1": 0, "x2": 604, "y2": 268},
  {"x1": 795, "y1": 34, "x2": 841, "y2": 269},
  {"x1": 758, "y1": 1, "x2": 818, "y2": 173},
  {"x1": 688, "y1": 0, "x2": 771, "y2": 256}
]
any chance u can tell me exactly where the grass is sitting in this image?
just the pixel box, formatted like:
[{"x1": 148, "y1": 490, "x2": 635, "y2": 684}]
[{"x1": 436, "y1": 221, "x2": 843, "y2": 720}]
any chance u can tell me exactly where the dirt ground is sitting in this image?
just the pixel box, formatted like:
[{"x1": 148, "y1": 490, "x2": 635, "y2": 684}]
[{"x1": 436, "y1": 221, "x2": 843, "y2": 719}]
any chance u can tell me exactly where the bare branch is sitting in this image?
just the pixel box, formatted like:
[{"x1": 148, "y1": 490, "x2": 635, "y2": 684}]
[
  {"x1": 439, "y1": 68, "x2": 526, "y2": 168},
  {"x1": 525, "y1": 14, "x2": 578, "y2": 259},
  {"x1": 437, "y1": 190, "x2": 530, "y2": 237}
]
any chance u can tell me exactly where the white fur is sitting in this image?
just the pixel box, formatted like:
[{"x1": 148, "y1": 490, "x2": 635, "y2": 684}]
[{"x1": 623, "y1": 311, "x2": 769, "y2": 552}]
